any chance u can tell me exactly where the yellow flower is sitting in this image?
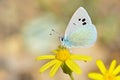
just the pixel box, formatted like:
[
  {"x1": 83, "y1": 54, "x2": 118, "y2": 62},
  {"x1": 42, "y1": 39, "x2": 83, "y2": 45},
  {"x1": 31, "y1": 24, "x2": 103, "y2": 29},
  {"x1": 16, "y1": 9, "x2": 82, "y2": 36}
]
[
  {"x1": 88, "y1": 60, "x2": 120, "y2": 80},
  {"x1": 36, "y1": 46, "x2": 92, "y2": 77}
]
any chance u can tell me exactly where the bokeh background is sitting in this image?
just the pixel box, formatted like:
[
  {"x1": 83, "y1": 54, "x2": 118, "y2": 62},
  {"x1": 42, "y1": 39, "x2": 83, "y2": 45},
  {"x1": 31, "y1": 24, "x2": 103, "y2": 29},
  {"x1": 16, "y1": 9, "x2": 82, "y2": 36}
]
[{"x1": 0, "y1": 0, "x2": 120, "y2": 80}]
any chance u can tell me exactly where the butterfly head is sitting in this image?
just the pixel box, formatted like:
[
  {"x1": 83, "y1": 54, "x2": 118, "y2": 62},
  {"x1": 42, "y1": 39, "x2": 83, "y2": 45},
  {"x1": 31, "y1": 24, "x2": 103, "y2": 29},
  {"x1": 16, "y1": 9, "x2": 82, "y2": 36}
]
[
  {"x1": 60, "y1": 37, "x2": 72, "y2": 48},
  {"x1": 60, "y1": 37, "x2": 64, "y2": 43},
  {"x1": 60, "y1": 37, "x2": 67, "y2": 47}
]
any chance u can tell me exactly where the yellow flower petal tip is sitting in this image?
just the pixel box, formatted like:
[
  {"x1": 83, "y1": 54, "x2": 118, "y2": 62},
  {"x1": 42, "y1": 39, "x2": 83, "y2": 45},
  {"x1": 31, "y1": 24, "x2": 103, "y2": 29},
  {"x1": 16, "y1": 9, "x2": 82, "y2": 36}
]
[
  {"x1": 88, "y1": 60, "x2": 120, "y2": 80},
  {"x1": 36, "y1": 46, "x2": 92, "y2": 77}
]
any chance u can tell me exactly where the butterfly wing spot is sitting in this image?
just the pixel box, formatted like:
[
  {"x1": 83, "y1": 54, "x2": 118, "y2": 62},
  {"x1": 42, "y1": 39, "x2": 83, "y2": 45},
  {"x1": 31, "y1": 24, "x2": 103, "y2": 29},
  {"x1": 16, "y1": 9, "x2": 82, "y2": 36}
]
[
  {"x1": 82, "y1": 22, "x2": 87, "y2": 25},
  {"x1": 78, "y1": 18, "x2": 81, "y2": 21},
  {"x1": 73, "y1": 23, "x2": 76, "y2": 25},
  {"x1": 82, "y1": 18, "x2": 86, "y2": 22}
]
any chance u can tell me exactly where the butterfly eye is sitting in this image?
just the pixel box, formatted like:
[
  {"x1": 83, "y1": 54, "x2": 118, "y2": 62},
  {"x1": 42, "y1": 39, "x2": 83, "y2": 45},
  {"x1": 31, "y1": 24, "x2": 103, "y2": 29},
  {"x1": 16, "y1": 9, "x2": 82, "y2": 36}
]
[
  {"x1": 78, "y1": 18, "x2": 81, "y2": 21},
  {"x1": 82, "y1": 18, "x2": 86, "y2": 22},
  {"x1": 61, "y1": 37, "x2": 64, "y2": 41}
]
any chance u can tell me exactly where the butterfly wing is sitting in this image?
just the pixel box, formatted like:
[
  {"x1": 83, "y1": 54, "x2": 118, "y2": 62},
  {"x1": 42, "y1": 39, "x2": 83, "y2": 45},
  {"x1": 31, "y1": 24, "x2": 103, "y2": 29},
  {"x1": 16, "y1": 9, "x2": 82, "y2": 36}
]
[
  {"x1": 64, "y1": 7, "x2": 92, "y2": 38},
  {"x1": 66, "y1": 24, "x2": 97, "y2": 47},
  {"x1": 63, "y1": 7, "x2": 97, "y2": 47}
]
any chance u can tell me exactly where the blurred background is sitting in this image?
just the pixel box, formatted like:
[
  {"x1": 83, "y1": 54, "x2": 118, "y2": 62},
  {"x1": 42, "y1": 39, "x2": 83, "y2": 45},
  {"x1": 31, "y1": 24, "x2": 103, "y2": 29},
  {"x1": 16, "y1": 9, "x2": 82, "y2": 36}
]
[{"x1": 0, "y1": 0, "x2": 120, "y2": 80}]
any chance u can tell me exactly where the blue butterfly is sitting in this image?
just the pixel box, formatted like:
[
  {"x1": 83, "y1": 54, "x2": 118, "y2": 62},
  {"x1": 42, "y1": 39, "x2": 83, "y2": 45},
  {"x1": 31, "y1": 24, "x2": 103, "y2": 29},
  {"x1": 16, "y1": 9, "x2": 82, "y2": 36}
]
[{"x1": 60, "y1": 7, "x2": 97, "y2": 48}]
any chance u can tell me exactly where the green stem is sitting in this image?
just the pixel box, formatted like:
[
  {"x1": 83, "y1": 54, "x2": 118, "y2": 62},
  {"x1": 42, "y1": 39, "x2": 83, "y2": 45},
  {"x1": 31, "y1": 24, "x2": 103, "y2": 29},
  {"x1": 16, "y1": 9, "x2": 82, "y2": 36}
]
[{"x1": 69, "y1": 73, "x2": 74, "y2": 80}]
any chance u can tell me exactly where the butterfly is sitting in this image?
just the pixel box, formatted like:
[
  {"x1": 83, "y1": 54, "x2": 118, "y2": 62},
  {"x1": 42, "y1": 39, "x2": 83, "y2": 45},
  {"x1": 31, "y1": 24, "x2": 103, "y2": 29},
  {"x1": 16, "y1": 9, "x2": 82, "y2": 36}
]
[{"x1": 60, "y1": 7, "x2": 97, "y2": 48}]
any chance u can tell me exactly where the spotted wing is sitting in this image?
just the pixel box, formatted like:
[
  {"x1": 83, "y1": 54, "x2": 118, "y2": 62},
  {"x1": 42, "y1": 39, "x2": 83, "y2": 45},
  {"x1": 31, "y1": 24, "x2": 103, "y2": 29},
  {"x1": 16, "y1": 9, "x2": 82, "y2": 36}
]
[{"x1": 64, "y1": 7, "x2": 92, "y2": 38}]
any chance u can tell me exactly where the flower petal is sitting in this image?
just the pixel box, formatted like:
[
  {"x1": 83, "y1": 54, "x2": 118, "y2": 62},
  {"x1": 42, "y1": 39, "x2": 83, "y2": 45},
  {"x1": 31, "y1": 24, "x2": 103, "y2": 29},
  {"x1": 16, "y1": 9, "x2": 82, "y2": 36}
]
[
  {"x1": 113, "y1": 65, "x2": 120, "y2": 75},
  {"x1": 88, "y1": 73, "x2": 103, "y2": 80},
  {"x1": 49, "y1": 60, "x2": 62, "y2": 77},
  {"x1": 109, "y1": 60, "x2": 116, "y2": 73},
  {"x1": 65, "y1": 59, "x2": 81, "y2": 74},
  {"x1": 70, "y1": 54, "x2": 92, "y2": 61},
  {"x1": 40, "y1": 60, "x2": 57, "y2": 72},
  {"x1": 96, "y1": 60, "x2": 106, "y2": 74},
  {"x1": 116, "y1": 75, "x2": 120, "y2": 80},
  {"x1": 36, "y1": 55, "x2": 55, "y2": 60}
]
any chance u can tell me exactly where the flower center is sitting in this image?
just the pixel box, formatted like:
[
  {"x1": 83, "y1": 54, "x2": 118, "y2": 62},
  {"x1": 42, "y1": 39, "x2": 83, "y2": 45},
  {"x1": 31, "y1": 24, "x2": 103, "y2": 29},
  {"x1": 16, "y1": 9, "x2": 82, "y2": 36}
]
[
  {"x1": 55, "y1": 48, "x2": 70, "y2": 61},
  {"x1": 104, "y1": 71, "x2": 115, "y2": 80}
]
